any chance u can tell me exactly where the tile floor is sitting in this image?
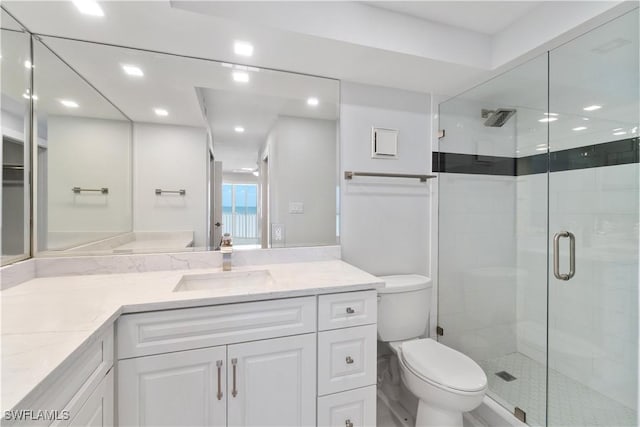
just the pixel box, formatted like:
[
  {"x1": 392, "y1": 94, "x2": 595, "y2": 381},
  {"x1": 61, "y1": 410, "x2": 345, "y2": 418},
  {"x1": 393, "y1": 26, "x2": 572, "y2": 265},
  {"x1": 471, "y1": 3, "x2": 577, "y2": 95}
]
[{"x1": 478, "y1": 352, "x2": 637, "y2": 427}]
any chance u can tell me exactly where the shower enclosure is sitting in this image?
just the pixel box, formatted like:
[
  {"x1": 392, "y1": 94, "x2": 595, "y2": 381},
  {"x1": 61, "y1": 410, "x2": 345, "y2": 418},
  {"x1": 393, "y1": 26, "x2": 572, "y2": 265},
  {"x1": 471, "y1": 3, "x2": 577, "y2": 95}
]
[{"x1": 436, "y1": 9, "x2": 638, "y2": 426}]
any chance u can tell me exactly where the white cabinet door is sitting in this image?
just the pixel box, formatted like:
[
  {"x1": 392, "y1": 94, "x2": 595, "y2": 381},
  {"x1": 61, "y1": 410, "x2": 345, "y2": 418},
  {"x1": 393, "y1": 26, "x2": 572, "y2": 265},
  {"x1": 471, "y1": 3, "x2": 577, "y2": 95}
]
[
  {"x1": 68, "y1": 370, "x2": 114, "y2": 427},
  {"x1": 227, "y1": 333, "x2": 316, "y2": 427},
  {"x1": 118, "y1": 346, "x2": 226, "y2": 427}
]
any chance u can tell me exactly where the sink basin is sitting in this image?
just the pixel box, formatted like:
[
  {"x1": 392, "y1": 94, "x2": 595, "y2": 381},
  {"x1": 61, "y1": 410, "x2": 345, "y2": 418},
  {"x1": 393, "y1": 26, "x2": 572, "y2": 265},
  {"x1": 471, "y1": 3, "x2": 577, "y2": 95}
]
[{"x1": 173, "y1": 270, "x2": 273, "y2": 292}]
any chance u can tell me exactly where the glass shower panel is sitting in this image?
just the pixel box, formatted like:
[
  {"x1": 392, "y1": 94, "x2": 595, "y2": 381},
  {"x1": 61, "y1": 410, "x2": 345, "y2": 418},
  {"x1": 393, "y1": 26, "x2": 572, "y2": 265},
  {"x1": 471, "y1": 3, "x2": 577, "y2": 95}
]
[
  {"x1": 437, "y1": 53, "x2": 549, "y2": 425},
  {"x1": 547, "y1": 10, "x2": 639, "y2": 426}
]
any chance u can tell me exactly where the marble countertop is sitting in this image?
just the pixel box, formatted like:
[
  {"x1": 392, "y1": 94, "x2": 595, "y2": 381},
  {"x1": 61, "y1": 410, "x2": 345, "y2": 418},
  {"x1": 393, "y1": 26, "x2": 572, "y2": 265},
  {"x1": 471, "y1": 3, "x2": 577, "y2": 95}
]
[{"x1": 1, "y1": 260, "x2": 383, "y2": 413}]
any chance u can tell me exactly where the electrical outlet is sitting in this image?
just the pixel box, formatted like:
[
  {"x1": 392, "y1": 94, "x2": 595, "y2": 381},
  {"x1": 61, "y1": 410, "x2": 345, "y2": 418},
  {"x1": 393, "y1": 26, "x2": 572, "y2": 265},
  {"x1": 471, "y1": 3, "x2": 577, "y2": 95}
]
[{"x1": 271, "y1": 223, "x2": 284, "y2": 242}]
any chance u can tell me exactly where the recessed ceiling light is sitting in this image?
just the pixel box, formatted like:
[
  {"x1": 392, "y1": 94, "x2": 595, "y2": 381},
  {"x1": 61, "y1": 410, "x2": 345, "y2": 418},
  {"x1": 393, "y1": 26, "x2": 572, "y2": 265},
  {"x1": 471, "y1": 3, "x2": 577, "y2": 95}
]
[
  {"x1": 60, "y1": 99, "x2": 79, "y2": 108},
  {"x1": 307, "y1": 97, "x2": 319, "y2": 106},
  {"x1": 613, "y1": 131, "x2": 627, "y2": 136},
  {"x1": 582, "y1": 117, "x2": 590, "y2": 121},
  {"x1": 234, "y1": 41, "x2": 254, "y2": 57},
  {"x1": 122, "y1": 64, "x2": 143, "y2": 77},
  {"x1": 632, "y1": 127, "x2": 638, "y2": 134},
  {"x1": 538, "y1": 117, "x2": 558, "y2": 123},
  {"x1": 572, "y1": 126, "x2": 587, "y2": 131},
  {"x1": 72, "y1": 0, "x2": 104, "y2": 17},
  {"x1": 234, "y1": 126, "x2": 245, "y2": 133},
  {"x1": 154, "y1": 108, "x2": 168, "y2": 117},
  {"x1": 544, "y1": 112, "x2": 559, "y2": 116},
  {"x1": 232, "y1": 71, "x2": 249, "y2": 83},
  {"x1": 612, "y1": 128, "x2": 623, "y2": 131},
  {"x1": 24, "y1": 60, "x2": 32, "y2": 69},
  {"x1": 536, "y1": 146, "x2": 548, "y2": 151},
  {"x1": 583, "y1": 105, "x2": 602, "y2": 111}
]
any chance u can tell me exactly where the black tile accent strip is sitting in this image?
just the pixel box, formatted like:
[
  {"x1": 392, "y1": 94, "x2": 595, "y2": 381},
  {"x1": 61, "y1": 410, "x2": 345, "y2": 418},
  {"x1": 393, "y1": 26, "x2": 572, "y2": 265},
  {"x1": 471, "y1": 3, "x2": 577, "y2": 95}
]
[
  {"x1": 432, "y1": 152, "x2": 516, "y2": 176},
  {"x1": 434, "y1": 137, "x2": 639, "y2": 176},
  {"x1": 549, "y1": 138, "x2": 639, "y2": 173}
]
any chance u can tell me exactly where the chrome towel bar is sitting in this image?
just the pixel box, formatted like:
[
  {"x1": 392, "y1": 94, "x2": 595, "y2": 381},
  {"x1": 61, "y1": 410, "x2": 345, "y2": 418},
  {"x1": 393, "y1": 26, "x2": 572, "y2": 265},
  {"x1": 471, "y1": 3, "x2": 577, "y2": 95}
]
[
  {"x1": 72, "y1": 187, "x2": 109, "y2": 194},
  {"x1": 155, "y1": 188, "x2": 186, "y2": 195},
  {"x1": 344, "y1": 171, "x2": 436, "y2": 182}
]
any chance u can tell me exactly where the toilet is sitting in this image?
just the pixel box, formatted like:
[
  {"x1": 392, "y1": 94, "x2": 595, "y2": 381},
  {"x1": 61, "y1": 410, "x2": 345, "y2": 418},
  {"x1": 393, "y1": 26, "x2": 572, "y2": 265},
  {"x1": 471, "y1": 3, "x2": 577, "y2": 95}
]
[{"x1": 378, "y1": 275, "x2": 487, "y2": 427}]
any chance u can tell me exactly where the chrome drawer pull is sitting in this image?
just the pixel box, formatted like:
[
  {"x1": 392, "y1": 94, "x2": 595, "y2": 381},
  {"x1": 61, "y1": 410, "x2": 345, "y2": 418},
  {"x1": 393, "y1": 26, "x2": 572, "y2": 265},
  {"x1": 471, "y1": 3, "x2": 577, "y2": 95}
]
[
  {"x1": 231, "y1": 358, "x2": 238, "y2": 397},
  {"x1": 346, "y1": 307, "x2": 355, "y2": 314},
  {"x1": 345, "y1": 419, "x2": 354, "y2": 427},
  {"x1": 216, "y1": 360, "x2": 223, "y2": 400},
  {"x1": 346, "y1": 356, "x2": 354, "y2": 364}
]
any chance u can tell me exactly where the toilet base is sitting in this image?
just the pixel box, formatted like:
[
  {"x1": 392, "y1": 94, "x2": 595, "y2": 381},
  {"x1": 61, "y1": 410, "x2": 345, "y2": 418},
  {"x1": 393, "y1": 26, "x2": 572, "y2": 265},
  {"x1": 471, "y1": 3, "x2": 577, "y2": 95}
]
[{"x1": 416, "y1": 400, "x2": 463, "y2": 427}]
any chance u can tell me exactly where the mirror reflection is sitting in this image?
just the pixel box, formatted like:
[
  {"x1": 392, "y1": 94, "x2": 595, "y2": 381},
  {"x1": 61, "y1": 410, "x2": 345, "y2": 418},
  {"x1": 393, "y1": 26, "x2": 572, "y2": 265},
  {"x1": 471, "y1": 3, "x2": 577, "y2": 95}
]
[
  {"x1": 34, "y1": 37, "x2": 339, "y2": 255},
  {"x1": 33, "y1": 38, "x2": 133, "y2": 253},
  {"x1": 1, "y1": 10, "x2": 31, "y2": 265}
]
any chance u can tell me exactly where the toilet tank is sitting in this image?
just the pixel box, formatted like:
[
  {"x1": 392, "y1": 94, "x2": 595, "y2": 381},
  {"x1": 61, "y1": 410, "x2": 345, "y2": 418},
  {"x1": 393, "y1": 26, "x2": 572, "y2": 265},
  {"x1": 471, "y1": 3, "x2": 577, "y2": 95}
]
[{"x1": 377, "y1": 275, "x2": 432, "y2": 342}]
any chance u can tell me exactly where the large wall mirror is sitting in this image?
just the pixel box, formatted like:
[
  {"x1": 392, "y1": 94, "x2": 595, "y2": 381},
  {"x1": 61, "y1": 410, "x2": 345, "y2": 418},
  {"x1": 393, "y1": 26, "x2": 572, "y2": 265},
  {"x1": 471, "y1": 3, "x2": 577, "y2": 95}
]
[
  {"x1": 10, "y1": 33, "x2": 339, "y2": 259},
  {"x1": 1, "y1": 10, "x2": 32, "y2": 265}
]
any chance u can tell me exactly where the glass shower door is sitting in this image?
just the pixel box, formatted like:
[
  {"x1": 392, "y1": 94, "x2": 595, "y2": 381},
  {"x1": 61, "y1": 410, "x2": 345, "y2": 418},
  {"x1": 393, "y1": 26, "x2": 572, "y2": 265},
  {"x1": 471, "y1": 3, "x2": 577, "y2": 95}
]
[
  {"x1": 547, "y1": 9, "x2": 639, "y2": 426},
  {"x1": 436, "y1": 52, "x2": 550, "y2": 425}
]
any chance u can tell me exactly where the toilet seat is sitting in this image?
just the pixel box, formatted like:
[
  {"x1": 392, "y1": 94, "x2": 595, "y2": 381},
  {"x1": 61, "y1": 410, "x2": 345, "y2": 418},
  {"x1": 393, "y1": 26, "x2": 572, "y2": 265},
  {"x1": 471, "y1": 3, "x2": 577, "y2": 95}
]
[{"x1": 400, "y1": 339, "x2": 487, "y2": 393}]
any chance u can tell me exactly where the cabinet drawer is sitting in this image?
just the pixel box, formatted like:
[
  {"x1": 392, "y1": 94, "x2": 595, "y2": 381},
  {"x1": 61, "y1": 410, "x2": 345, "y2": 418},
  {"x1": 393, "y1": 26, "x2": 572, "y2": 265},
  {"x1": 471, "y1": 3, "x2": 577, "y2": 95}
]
[
  {"x1": 318, "y1": 386, "x2": 376, "y2": 427},
  {"x1": 318, "y1": 291, "x2": 377, "y2": 331},
  {"x1": 6, "y1": 327, "x2": 113, "y2": 427},
  {"x1": 318, "y1": 324, "x2": 377, "y2": 395},
  {"x1": 117, "y1": 296, "x2": 316, "y2": 359}
]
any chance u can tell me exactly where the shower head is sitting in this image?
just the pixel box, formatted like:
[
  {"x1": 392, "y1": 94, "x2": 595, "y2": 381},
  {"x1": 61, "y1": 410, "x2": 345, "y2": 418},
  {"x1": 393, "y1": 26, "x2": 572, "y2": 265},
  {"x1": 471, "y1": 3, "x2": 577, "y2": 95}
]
[{"x1": 482, "y1": 108, "x2": 516, "y2": 127}]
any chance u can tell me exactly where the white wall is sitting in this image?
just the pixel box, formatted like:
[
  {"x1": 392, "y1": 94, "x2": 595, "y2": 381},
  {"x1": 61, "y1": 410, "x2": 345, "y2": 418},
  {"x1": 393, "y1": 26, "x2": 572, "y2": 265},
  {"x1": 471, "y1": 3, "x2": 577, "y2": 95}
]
[
  {"x1": 133, "y1": 122, "x2": 208, "y2": 247},
  {"x1": 340, "y1": 82, "x2": 431, "y2": 276},
  {"x1": 268, "y1": 115, "x2": 337, "y2": 247},
  {"x1": 47, "y1": 115, "x2": 132, "y2": 238}
]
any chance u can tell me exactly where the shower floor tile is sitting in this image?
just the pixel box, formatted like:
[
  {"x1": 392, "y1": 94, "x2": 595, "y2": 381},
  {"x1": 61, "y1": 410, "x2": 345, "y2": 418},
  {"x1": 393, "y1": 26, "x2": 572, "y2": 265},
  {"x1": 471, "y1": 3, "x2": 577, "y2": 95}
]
[{"x1": 478, "y1": 352, "x2": 636, "y2": 427}]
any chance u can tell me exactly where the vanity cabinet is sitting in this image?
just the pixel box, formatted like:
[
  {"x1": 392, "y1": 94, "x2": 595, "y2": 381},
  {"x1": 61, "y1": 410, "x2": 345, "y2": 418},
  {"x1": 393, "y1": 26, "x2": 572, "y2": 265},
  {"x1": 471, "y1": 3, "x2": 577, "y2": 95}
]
[
  {"x1": 5, "y1": 328, "x2": 114, "y2": 427},
  {"x1": 116, "y1": 297, "x2": 317, "y2": 427},
  {"x1": 316, "y1": 291, "x2": 378, "y2": 427},
  {"x1": 115, "y1": 290, "x2": 377, "y2": 427},
  {"x1": 118, "y1": 335, "x2": 316, "y2": 427}
]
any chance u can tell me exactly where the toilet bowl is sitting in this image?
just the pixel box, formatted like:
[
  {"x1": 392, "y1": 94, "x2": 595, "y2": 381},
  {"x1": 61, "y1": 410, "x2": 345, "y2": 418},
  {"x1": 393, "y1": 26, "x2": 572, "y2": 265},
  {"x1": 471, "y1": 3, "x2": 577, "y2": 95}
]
[{"x1": 378, "y1": 275, "x2": 487, "y2": 427}]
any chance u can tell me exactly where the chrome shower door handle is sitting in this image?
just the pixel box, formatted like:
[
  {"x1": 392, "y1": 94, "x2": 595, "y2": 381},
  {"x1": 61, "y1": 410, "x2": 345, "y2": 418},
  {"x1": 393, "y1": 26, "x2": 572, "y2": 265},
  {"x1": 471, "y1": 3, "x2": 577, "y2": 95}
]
[{"x1": 553, "y1": 231, "x2": 575, "y2": 281}]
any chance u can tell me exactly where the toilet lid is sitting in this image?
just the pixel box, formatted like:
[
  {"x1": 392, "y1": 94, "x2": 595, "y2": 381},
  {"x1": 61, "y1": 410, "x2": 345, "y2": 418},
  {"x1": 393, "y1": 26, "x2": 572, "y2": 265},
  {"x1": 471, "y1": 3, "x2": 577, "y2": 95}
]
[{"x1": 401, "y1": 339, "x2": 487, "y2": 393}]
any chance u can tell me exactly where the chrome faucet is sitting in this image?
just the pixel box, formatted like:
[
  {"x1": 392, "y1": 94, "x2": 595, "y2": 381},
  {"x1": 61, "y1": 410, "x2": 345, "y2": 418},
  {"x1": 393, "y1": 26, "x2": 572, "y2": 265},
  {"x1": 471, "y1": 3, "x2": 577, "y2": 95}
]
[{"x1": 220, "y1": 233, "x2": 233, "y2": 271}]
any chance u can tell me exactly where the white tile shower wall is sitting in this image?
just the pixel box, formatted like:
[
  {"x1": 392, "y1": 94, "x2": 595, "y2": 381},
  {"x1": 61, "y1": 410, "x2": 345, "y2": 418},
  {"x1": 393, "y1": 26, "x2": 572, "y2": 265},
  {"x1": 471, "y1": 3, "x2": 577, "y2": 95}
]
[
  {"x1": 437, "y1": 173, "x2": 518, "y2": 362},
  {"x1": 340, "y1": 82, "x2": 431, "y2": 277},
  {"x1": 515, "y1": 173, "x2": 548, "y2": 365}
]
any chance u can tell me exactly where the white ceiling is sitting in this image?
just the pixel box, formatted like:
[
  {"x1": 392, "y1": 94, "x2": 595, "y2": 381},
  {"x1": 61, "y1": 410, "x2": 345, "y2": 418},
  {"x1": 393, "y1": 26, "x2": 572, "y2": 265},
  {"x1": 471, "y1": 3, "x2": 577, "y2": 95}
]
[
  {"x1": 364, "y1": 1, "x2": 542, "y2": 35},
  {"x1": 3, "y1": 1, "x2": 625, "y2": 98}
]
